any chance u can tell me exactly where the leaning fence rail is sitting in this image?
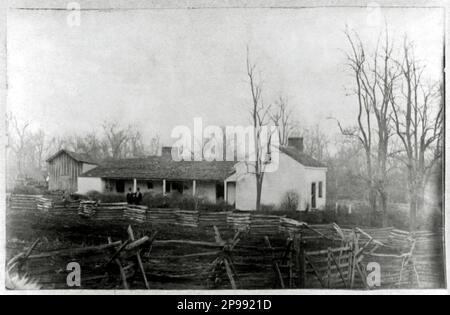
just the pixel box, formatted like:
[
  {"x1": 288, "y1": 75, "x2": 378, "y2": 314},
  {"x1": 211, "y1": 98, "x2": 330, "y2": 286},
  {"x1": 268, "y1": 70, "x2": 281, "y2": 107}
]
[{"x1": 7, "y1": 194, "x2": 445, "y2": 289}]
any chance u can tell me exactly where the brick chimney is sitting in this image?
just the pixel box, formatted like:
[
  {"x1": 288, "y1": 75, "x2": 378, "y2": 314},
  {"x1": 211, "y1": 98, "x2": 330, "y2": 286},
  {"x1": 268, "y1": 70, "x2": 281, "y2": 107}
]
[{"x1": 288, "y1": 137, "x2": 304, "y2": 152}]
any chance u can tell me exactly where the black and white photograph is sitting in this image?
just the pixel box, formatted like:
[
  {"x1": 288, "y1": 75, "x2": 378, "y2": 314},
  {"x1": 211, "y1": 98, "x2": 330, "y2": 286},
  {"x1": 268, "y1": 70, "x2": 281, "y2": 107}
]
[{"x1": 0, "y1": 0, "x2": 447, "y2": 295}]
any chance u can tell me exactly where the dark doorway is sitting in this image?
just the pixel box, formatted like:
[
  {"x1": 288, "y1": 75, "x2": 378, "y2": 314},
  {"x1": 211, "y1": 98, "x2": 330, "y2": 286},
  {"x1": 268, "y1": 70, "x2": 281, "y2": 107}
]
[
  {"x1": 171, "y1": 182, "x2": 184, "y2": 194},
  {"x1": 311, "y1": 183, "x2": 316, "y2": 209},
  {"x1": 216, "y1": 182, "x2": 224, "y2": 201},
  {"x1": 116, "y1": 180, "x2": 125, "y2": 193}
]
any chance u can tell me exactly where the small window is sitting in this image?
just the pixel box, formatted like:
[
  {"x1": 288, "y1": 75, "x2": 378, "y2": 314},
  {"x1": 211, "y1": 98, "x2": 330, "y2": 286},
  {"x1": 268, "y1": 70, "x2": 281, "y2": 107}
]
[
  {"x1": 318, "y1": 181, "x2": 323, "y2": 198},
  {"x1": 147, "y1": 181, "x2": 154, "y2": 189}
]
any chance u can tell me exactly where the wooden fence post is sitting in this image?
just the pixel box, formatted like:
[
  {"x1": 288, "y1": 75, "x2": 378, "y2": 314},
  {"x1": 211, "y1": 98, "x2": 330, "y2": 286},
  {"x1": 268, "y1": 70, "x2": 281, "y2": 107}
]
[
  {"x1": 298, "y1": 239, "x2": 306, "y2": 289},
  {"x1": 127, "y1": 225, "x2": 150, "y2": 289},
  {"x1": 327, "y1": 247, "x2": 332, "y2": 288},
  {"x1": 264, "y1": 236, "x2": 285, "y2": 289}
]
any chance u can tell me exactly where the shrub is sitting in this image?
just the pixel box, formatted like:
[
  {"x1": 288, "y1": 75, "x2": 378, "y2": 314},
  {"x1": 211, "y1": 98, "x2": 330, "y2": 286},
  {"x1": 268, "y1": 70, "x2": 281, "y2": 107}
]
[
  {"x1": 70, "y1": 193, "x2": 90, "y2": 201},
  {"x1": 280, "y1": 190, "x2": 300, "y2": 211},
  {"x1": 260, "y1": 204, "x2": 276, "y2": 212},
  {"x1": 177, "y1": 195, "x2": 201, "y2": 210},
  {"x1": 142, "y1": 192, "x2": 234, "y2": 211},
  {"x1": 198, "y1": 200, "x2": 234, "y2": 212},
  {"x1": 12, "y1": 185, "x2": 41, "y2": 195},
  {"x1": 143, "y1": 193, "x2": 171, "y2": 208},
  {"x1": 85, "y1": 191, "x2": 126, "y2": 203}
]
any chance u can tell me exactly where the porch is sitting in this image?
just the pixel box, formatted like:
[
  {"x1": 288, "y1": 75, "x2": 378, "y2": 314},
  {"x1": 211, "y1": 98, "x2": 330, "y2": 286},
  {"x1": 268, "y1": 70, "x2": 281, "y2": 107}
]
[{"x1": 103, "y1": 178, "x2": 236, "y2": 205}]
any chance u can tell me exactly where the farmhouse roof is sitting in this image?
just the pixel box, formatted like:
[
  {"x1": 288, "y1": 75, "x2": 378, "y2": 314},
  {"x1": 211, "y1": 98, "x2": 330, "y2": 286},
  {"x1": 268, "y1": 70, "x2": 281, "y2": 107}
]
[
  {"x1": 46, "y1": 149, "x2": 98, "y2": 165},
  {"x1": 79, "y1": 145, "x2": 326, "y2": 181},
  {"x1": 280, "y1": 146, "x2": 327, "y2": 168},
  {"x1": 80, "y1": 157, "x2": 237, "y2": 181}
]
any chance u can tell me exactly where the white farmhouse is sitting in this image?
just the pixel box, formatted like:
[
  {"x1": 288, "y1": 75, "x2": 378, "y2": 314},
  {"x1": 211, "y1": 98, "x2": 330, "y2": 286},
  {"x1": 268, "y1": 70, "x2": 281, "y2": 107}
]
[
  {"x1": 227, "y1": 137, "x2": 327, "y2": 210},
  {"x1": 77, "y1": 137, "x2": 327, "y2": 211}
]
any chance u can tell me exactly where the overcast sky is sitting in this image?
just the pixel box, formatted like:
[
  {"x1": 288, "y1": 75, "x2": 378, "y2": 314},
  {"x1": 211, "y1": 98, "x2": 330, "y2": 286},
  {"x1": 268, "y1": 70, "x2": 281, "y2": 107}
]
[{"x1": 7, "y1": 6, "x2": 444, "y2": 145}]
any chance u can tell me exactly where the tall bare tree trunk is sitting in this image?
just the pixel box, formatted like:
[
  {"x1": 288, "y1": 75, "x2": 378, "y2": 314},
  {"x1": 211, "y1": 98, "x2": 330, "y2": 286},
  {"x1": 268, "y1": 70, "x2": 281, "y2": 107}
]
[
  {"x1": 391, "y1": 40, "x2": 443, "y2": 231},
  {"x1": 256, "y1": 176, "x2": 263, "y2": 211},
  {"x1": 409, "y1": 185, "x2": 418, "y2": 231}
]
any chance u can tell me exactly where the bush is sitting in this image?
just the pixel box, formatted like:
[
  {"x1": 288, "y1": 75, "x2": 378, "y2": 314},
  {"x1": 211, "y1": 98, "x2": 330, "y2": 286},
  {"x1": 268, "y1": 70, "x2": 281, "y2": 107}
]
[
  {"x1": 176, "y1": 195, "x2": 201, "y2": 210},
  {"x1": 142, "y1": 193, "x2": 171, "y2": 208},
  {"x1": 260, "y1": 204, "x2": 276, "y2": 212},
  {"x1": 70, "y1": 193, "x2": 90, "y2": 201},
  {"x1": 85, "y1": 191, "x2": 127, "y2": 203},
  {"x1": 198, "y1": 200, "x2": 234, "y2": 212},
  {"x1": 142, "y1": 192, "x2": 234, "y2": 211},
  {"x1": 280, "y1": 190, "x2": 300, "y2": 211},
  {"x1": 12, "y1": 185, "x2": 41, "y2": 195}
]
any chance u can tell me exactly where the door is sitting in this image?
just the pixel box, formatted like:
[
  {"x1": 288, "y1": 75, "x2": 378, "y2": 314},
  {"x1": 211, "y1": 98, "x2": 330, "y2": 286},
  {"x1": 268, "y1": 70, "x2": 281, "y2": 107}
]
[
  {"x1": 311, "y1": 183, "x2": 316, "y2": 209},
  {"x1": 216, "y1": 182, "x2": 224, "y2": 201},
  {"x1": 171, "y1": 182, "x2": 184, "y2": 194},
  {"x1": 116, "y1": 180, "x2": 125, "y2": 193}
]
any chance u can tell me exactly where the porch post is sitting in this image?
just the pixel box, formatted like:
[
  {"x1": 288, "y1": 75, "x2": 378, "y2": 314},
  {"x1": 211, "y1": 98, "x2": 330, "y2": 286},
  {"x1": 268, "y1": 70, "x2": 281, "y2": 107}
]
[
  {"x1": 192, "y1": 180, "x2": 196, "y2": 197},
  {"x1": 224, "y1": 181, "x2": 227, "y2": 203},
  {"x1": 163, "y1": 179, "x2": 166, "y2": 196},
  {"x1": 133, "y1": 178, "x2": 137, "y2": 193}
]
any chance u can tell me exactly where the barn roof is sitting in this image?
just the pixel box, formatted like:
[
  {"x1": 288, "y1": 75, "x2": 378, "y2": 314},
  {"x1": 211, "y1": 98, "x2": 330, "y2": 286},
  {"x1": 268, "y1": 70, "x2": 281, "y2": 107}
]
[
  {"x1": 80, "y1": 157, "x2": 237, "y2": 181},
  {"x1": 46, "y1": 149, "x2": 98, "y2": 165},
  {"x1": 280, "y1": 146, "x2": 327, "y2": 168}
]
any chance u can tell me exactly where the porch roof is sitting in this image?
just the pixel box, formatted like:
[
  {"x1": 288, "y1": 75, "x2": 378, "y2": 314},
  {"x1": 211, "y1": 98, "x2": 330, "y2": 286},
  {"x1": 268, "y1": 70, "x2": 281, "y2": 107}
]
[{"x1": 80, "y1": 156, "x2": 237, "y2": 181}]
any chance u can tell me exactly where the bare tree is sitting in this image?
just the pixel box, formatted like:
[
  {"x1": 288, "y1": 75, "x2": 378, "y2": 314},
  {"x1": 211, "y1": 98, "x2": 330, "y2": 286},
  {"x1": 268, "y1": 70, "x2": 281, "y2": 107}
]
[
  {"x1": 391, "y1": 39, "x2": 444, "y2": 230},
  {"x1": 7, "y1": 113, "x2": 30, "y2": 176},
  {"x1": 340, "y1": 29, "x2": 399, "y2": 226},
  {"x1": 148, "y1": 134, "x2": 161, "y2": 156},
  {"x1": 83, "y1": 132, "x2": 106, "y2": 161},
  {"x1": 102, "y1": 121, "x2": 130, "y2": 159},
  {"x1": 66, "y1": 132, "x2": 106, "y2": 161},
  {"x1": 338, "y1": 31, "x2": 377, "y2": 220},
  {"x1": 126, "y1": 129, "x2": 146, "y2": 158},
  {"x1": 270, "y1": 96, "x2": 299, "y2": 146},
  {"x1": 245, "y1": 48, "x2": 274, "y2": 211},
  {"x1": 29, "y1": 130, "x2": 47, "y2": 170},
  {"x1": 325, "y1": 136, "x2": 368, "y2": 203},
  {"x1": 302, "y1": 124, "x2": 330, "y2": 161}
]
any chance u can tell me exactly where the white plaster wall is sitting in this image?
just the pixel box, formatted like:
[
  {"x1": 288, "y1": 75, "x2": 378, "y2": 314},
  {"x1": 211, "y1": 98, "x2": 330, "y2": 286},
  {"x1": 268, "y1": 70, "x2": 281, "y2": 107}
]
[
  {"x1": 304, "y1": 167, "x2": 327, "y2": 209},
  {"x1": 226, "y1": 182, "x2": 236, "y2": 206},
  {"x1": 234, "y1": 152, "x2": 327, "y2": 211},
  {"x1": 77, "y1": 177, "x2": 104, "y2": 194},
  {"x1": 135, "y1": 180, "x2": 164, "y2": 194}
]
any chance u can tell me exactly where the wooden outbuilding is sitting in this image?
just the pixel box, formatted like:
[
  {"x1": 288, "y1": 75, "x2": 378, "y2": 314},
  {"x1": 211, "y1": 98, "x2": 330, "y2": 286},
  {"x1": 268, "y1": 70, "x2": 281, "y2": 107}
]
[{"x1": 46, "y1": 149, "x2": 98, "y2": 192}]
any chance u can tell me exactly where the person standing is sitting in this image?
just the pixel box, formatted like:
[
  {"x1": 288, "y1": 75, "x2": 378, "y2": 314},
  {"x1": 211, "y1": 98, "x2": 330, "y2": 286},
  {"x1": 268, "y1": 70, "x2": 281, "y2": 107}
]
[
  {"x1": 126, "y1": 188, "x2": 133, "y2": 204},
  {"x1": 135, "y1": 188, "x2": 143, "y2": 205}
]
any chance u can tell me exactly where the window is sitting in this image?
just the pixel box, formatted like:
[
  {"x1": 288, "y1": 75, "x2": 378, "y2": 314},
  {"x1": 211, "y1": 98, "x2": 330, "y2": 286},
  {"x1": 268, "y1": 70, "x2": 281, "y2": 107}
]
[
  {"x1": 147, "y1": 181, "x2": 154, "y2": 189},
  {"x1": 318, "y1": 181, "x2": 323, "y2": 198}
]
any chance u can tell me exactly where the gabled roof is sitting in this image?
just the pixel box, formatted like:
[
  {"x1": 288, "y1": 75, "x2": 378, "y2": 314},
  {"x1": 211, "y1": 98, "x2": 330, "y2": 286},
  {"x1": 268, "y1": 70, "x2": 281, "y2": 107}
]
[
  {"x1": 46, "y1": 149, "x2": 98, "y2": 165},
  {"x1": 280, "y1": 146, "x2": 327, "y2": 168},
  {"x1": 79, "y1": 146, "x2": 325, "y2": 181},
  {"x1": 80, "y1": 157, "x2": 236, "y2": 181}
]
